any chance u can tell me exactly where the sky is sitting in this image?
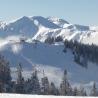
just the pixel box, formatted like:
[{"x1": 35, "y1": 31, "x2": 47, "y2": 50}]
[{"x1": 0, "y1": 0, "x2": 98, "y2": 25}]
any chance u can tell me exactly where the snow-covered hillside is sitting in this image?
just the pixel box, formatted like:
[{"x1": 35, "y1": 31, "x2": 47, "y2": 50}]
[
  {"x1": 0, "y1": 36, "x2": 98, "y2": 91},
  {"x1": 0, "y1": 16, "x2": 98, "y2": 93}
]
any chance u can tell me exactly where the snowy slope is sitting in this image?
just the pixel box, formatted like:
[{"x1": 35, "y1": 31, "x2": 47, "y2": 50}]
[
  {"x1": 0, "y1": 37, "x2": 98, "y2": 89},
  {"x1": 0, "y1": 93, "x2": 90, "y2": 98},
  {"x1": 0, "y1": 16, "x2": 98, "y2": 91},
  {"x1": 32, "y1": 16, "x2": 60, "y2": 29},
  {"x1": 32, "y1": 25, "x2": 97, "y2": 44},
  {"x1": 47, "y1": 16, "x2": 69, "y2": 28},
  {"x1": 32, "y1": 17, "x2": 98, "y2": 45},
  {"x1": 4, "y1": 16, "x2": 38, "y2": 37}
]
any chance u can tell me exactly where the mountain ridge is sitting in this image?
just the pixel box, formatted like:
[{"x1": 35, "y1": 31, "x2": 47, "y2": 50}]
[{"x1": 0, "y1": 16, "x2": 98, "y2": 45}]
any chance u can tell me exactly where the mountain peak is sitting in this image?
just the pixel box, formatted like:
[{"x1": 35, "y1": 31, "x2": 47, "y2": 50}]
[
  {"x1": 32, "y1": 16, "x2": 60, "y2": 29},
  {"x1": 47, "y1": 16, "x2": 69, "y2": 28}
]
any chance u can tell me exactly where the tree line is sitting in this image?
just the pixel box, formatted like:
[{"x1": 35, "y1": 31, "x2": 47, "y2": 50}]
[
  {"x1": 63, "y1": 39, "x2": 98, "y2": 68},
  {"x1": 44, "y1": 36, "x2": 98, "y2": 68},
  {"x1": 0, "y1": 55, "x2": 98, "y2": 96}
]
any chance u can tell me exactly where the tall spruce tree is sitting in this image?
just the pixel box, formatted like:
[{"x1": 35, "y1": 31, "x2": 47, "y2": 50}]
[
  {"x1": 41, "y1": 70, "x2": 50, "y2": 95},
  {"x1": 30, "y1": 69, "x2": 41, "y2": 94},
  {"x1": 0, "y1": 55, "x2": 11, "y2": 92},
  {"x1": 90, "y1": 82, "x2": 98, "y2": 96},
  {"x1": 60, "y1": 69, "x2": 72, "y2": 95},
  {"x1": 15, "y1": 63, "x2": 25, "y2": 93},
  {"x1": 50, "y1": 82, "x2": 59, "y2": 95}
]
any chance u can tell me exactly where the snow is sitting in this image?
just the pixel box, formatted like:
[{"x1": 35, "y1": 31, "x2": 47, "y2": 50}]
[
  {"x1": 0, "y1": 16, "x2": 98, "y2": 93},
  {"x1": 47, "y1": 16, "x2": 69, "y2": 28},
  {"x1": 0, "y1": 21, "x2": 6, "y2": 29},
  {"x1": 0, "y1": 37, "x2": 98, "y2": 91},
  {"x1": 90, "y1": 26, "x2": 98, "y2": 31},
  {"x1": 0, "y1": 16, "x2": 98, "y2": 45},
  {"x1": 0, "y1": 93, "x2": 95, "y2": 98}
]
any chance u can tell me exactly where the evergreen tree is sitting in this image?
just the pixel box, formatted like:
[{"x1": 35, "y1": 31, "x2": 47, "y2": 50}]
[
  {"x1": 60, "y1": 69, "x2": 72, "y2": 95},
  {"x1": 30, "y1": 69, "x2": 41, "y2": 94},
  {"x1": 45, "y1": 37, "x2": 54, "y2": 44},
  {"x1": 55, "y1": 36, "x2": 63, "y2": 42},
  {"x1": 15, "y1": 63, "x2": 25, "y2": 93},
  {"x1": 78, "y1": 86, "x2": 87, "y2": 96},
  {"x1": 41, "y1": 76, "x2": 50, "y2": 95},
  {"x1": 90, "y1": 82, "x2": 98, "y2": 96},
  {"x1": 50, "y1": 82, "x2": 59, "y2": 95},
  {"x1": 0, "y1": 55, "x2": 11, "y2": 92},
  {"x1": 73, "y1": 87, "x2": 79, "y2": 96}
]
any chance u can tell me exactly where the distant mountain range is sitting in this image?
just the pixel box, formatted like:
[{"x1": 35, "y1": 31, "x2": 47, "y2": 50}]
[{"x1": 0, "y1": 16, "x2": 98, "y2": 45}]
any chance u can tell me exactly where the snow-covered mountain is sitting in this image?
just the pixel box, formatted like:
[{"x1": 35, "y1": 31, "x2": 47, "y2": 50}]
[
  {"x1": 0, "y1": 16, "x2": 60, "y2": 38},
  {"x1": 47, "y1": 16, "x2": 69, "y2": 28},
  {"x1": 0, "y1": 16, "x2": 98, "y2": 45},
  {"x1": 0, "y1": 16, "x2": 98, "y2": 91}
]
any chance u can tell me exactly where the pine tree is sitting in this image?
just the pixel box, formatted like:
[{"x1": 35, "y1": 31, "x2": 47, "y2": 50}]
[
  {"x1": 55, "y1": 36, "x2": 63, "y2": 42},
  {"x1": 78, "y1": 86, "x2": 87, "y2": 96},
  {"x1": 41, "y1": 72, "x2": 50, "y2": 95},
  {"x1": 30, "y1": 69, "x2": 41, "y2": 94},
  {"x1": 50, "y1": 82, "x2": 59, "y2": 95},
  {"x1": 45, "y1": 37, "x2": 54, "y2": 44},
  {"x1": 15, "y1": 63, "x2": 25, "y2": 93},
  {"x1": 60, "y1": 69, "x2": 72, "y2": 95},
  {"x1": 90, "y1": 82, "x2": 98, "y2": 96},
  {"x1": 73, "y1": 86, "x2": 87, "y2": 96},
  {"x1": 73, "y1": 87, "x2": 79, "y2": 96},
  {"x1": 0, "y1": 55, "x2": 11, "y2": 92}
]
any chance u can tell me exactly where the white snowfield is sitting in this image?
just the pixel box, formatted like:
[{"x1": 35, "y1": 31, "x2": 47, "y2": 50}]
[{"x1": 0, "y1": 93, "x2": 96, "y2": 98}]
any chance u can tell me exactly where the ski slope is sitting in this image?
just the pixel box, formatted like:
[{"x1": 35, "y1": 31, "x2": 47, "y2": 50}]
[{"x1": 0, "y1": 36, "x2": 98, "y2": 90}]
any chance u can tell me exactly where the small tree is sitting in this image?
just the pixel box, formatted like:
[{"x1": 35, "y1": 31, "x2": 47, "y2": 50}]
[
  {"x1": 78, "y1": 86, "x2": 87, "y2": 96},
  {"x1": 55, "y1": 36, "x2": 63, "y2": 42},
  {"x1": 45, "y1": 37, "x2": 54, "y2": 44},
  {"x1": 50, "y1": 82, "x2": 59, "y2": 95},
  {"x1": 73, "y1": 87, "x2": 79, "y2": 96}
]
